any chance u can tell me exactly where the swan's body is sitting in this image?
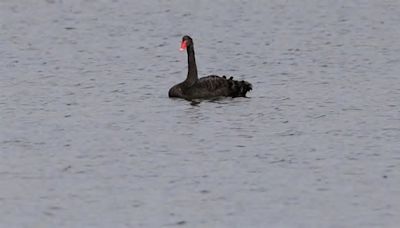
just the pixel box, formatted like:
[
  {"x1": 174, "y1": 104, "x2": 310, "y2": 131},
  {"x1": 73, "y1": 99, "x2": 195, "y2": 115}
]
[{"x1": 168, "y1": 36, "x2": 252, "y2": 100}]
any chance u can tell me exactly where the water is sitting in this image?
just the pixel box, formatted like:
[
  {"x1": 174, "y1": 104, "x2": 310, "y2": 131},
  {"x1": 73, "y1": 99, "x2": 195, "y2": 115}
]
[{"x1": 1, "y1": 0, "x2": 399, "y2": 227}]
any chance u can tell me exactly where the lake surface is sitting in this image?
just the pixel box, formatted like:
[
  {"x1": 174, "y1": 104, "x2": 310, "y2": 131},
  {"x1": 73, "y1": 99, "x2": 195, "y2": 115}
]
[{"x1": 1, "y1": 0, "x2": 399, "y2": 227}]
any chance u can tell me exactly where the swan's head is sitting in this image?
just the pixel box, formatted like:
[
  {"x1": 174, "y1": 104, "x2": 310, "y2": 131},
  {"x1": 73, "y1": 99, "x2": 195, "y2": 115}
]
[{"x1": 180, "y1": 35, "x2": 193, "y2": 51}]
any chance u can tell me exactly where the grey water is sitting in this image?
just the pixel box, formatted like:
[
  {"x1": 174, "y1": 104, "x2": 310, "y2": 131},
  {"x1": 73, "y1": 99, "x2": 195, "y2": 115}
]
[{"x1": 1, "y1": 0, "x2": 400, "y2": 227}]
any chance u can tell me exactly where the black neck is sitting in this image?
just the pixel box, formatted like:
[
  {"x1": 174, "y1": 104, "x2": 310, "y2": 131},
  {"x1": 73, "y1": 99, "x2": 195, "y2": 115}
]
[{"x1": 184, "y1": 44, "x2": 198, "y2": 86}]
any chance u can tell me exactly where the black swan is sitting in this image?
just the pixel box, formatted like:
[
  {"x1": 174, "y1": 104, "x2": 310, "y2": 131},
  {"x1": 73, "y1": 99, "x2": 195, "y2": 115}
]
[{"x1": 169, "y1": 35, "x2": 252, "y2": 100}]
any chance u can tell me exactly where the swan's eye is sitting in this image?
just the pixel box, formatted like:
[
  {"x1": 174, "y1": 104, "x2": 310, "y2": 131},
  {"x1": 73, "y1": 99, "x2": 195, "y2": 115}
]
[{"x1": 180, "y1": 40, "x2": 187, "y2": 51}]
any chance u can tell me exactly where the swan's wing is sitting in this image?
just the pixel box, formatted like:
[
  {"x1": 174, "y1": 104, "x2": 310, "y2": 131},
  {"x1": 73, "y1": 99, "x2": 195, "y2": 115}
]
[
  {"x1": 195, "y1": 75, "x2": 231, "y2": 91},
  {"x1": 186, "y1": 75, "x2": 252, "y2": 98}
]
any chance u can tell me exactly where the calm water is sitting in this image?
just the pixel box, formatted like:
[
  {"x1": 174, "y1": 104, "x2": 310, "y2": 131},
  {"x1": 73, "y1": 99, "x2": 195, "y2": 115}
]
[{"x1": 1, "y1": 0, "x2": 400, "y2": 227}]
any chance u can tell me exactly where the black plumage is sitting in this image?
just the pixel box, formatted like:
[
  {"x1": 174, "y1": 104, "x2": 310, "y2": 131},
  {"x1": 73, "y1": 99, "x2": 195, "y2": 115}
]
[{"x1": 169, "y1": 36, "x2": 252, "y2": 100}]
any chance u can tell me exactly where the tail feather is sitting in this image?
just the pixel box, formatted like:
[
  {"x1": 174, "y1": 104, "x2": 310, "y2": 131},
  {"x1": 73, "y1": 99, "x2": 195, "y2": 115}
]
[{"x1": 224, "y1": 75, "x2": 252, "y2": 97}]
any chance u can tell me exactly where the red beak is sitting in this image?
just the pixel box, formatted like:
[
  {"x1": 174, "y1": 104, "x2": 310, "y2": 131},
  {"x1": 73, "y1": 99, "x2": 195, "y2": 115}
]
[{"x1": 180, "y1": 40, "x2": 187, "y2": 51}]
